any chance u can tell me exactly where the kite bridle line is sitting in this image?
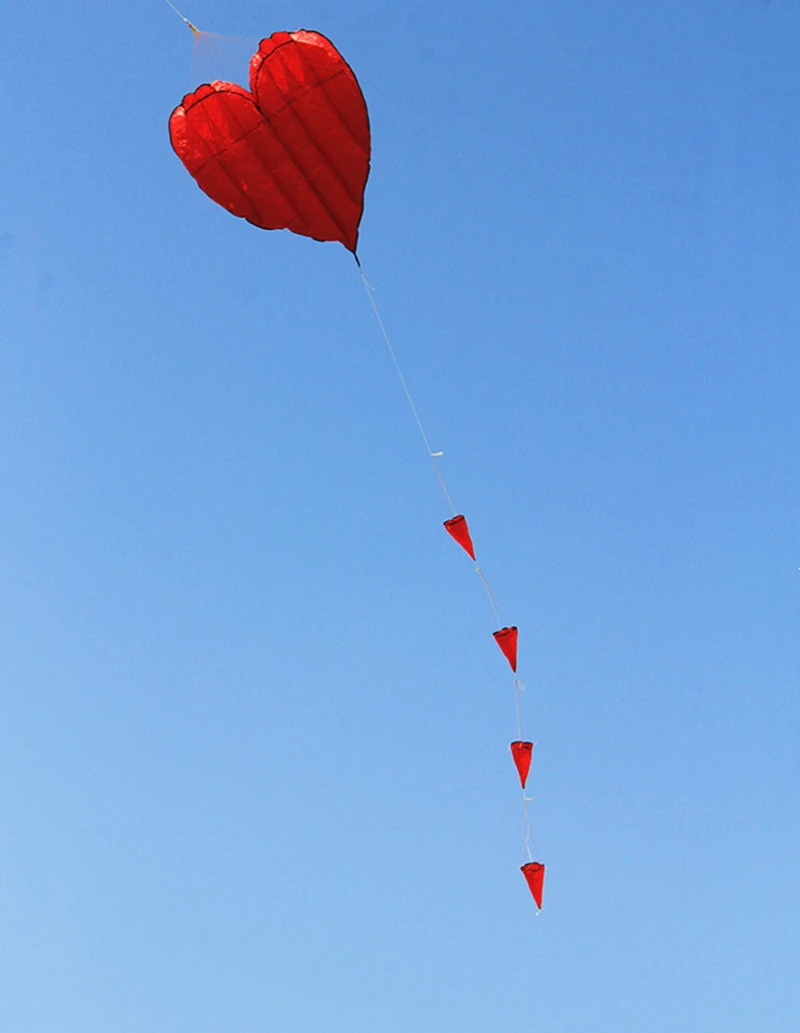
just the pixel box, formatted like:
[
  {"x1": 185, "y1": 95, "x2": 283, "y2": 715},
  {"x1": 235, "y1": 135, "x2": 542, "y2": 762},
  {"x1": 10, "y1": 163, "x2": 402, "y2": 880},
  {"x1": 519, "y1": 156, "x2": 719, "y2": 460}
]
[
  {"x1": 163, "y1": 0, "x2": 199, "y2": 33},
  {"x1": 163, "y1": 3, "x2": 249, "y2": 97}
]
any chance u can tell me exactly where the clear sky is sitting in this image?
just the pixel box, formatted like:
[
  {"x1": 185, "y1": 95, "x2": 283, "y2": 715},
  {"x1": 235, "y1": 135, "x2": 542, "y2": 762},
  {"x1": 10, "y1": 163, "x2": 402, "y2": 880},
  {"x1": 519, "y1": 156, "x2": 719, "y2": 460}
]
[{"x1": 1, "y1": 2, "x2": 799, "y2": 1031}]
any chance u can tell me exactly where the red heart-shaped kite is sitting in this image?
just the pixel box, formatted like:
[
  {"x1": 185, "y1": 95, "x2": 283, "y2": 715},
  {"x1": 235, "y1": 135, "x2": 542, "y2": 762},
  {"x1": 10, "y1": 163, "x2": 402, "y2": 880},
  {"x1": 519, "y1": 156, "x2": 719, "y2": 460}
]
[{"x1": 169, "y1": 30, "x2": 371, "y2": 253}]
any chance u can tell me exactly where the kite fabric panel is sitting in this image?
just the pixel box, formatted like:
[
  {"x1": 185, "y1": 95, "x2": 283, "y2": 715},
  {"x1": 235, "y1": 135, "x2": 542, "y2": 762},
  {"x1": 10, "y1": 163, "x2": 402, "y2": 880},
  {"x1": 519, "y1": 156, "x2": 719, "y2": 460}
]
[{"x1": 169, "y1": 30, "x2": 371, "y2": 252}]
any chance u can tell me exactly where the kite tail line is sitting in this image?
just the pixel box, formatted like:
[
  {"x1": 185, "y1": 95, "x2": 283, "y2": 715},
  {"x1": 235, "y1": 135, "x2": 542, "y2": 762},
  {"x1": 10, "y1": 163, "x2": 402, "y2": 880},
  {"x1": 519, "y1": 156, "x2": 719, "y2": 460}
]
[
  {"x1": 358, "y1": 263, "x2": 544, "y2": 902},
  {"x1": 523, "y1": 792, "x2": 538, "y2": 864},
  {"x1": 514, "y1": 679, "x2": 525, "y2": 740},
  {"x1": 359, "y1": 270, "x2": 456, "y2": 514}
]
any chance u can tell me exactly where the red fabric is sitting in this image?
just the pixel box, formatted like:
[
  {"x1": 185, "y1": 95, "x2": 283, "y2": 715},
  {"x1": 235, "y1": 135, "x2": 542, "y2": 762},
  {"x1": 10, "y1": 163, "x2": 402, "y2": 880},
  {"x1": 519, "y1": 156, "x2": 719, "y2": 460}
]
[
  {"x1": 493, "y1": 626, "x2": 518, "y2": 672},
  {"x1": 169, "y1": 31, "x2": 370, "y2": 252},
  {"x1": 521, "y1": 862, "x2": 545, "y2": 909},
  {"x1": 443, "y1": 514, "x2": 476, "y2": 560},
  {"x1": 510, "y1": 740, "x2": 533, "y2": 788}
]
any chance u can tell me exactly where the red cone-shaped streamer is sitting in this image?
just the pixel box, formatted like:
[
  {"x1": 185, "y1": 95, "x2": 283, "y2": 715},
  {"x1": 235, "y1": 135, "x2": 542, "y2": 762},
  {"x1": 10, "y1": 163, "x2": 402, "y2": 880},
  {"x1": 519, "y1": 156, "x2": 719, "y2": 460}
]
[
  {"x1": 510, "y1": 741, "x2": 533, "y2": 788},
  {"x1": 521, "y1": 862, "x2": 545, "y2": 909},
  {"x1": 493, "y1": 626, "x2": 518, "y2": 672},
  {"x1": 443, "y1": 515, "x2": 475, "y2": 560}
]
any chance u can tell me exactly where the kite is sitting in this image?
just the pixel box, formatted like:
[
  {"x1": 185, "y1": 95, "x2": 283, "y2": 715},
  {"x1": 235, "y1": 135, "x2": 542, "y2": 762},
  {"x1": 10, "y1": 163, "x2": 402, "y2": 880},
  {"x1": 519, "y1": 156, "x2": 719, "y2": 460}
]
[
  {"x1": 167, "y1": 11, "x2": 546, "y2": 911},
  {"x1": 169, "y1": 30, "x2": 370, "y2": 253}
]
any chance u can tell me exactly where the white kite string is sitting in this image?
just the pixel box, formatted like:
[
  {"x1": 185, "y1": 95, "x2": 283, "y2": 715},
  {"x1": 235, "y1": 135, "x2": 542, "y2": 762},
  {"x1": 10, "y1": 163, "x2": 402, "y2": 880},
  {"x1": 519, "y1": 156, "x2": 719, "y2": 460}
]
[
  {"x1": 359, "y1": 269, "x2": 457, "y2": 516},
  {"x1": 163, "y1": 0, "x2": 199, "y2": 32}
]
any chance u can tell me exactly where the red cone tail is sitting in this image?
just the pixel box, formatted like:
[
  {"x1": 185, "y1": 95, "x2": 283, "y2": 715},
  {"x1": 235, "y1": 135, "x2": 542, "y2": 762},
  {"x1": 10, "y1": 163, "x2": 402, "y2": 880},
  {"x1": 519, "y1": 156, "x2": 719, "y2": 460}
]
[
  {"x1": 510, "y1": 741, "x2": 533, "y2": 788},
  {"x1": 521, "y1": 862, "x2": 545, "y2": 909},
  {"x1": 493, "y1": 626, "x2": 518, "y2": 672},
  {"x1": 443, "y1": 515, "x2": 476, "y2": 560}
]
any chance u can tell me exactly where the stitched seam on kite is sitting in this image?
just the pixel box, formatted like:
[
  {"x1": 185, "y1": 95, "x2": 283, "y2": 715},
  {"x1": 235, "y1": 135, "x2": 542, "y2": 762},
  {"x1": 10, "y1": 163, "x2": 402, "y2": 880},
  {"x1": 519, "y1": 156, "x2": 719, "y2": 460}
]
[
  {"x1": 256, "y1": 60, "x2": 353, "y2": 245},
  {"x1": 186, "y1": 91, "x2": 311, "y2": 233}
]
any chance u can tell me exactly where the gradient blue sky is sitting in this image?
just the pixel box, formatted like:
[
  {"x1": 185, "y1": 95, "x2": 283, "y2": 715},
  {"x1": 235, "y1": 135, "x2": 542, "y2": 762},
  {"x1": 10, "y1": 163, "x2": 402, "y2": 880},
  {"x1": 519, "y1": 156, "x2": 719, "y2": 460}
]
[{"x1": 2, "y1": 2, "x2": 799, "y2": 1031}]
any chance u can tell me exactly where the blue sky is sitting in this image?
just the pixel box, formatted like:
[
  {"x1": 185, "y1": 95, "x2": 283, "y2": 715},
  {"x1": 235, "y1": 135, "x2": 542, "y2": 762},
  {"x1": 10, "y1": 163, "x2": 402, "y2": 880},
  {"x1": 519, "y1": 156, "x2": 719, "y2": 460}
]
[{"x1": 1, "y1": 2, "x2": 799, "y2": 1030}]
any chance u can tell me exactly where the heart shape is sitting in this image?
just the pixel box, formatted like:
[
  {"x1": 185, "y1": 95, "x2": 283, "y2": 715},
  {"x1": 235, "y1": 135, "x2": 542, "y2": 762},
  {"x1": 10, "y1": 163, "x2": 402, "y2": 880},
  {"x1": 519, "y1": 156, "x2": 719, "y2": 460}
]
[{"x1": 169, "y1": 31, "x2": 371, "y2": 253}]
